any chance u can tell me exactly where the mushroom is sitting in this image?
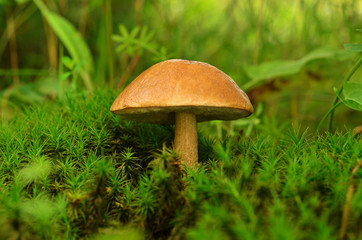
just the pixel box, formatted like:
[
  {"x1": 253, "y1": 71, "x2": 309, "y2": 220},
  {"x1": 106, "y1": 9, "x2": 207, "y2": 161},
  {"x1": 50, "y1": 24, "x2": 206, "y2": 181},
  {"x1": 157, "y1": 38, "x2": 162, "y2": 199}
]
[{"x1": 110, "y1": 59, "x2": 253, "y2": 169}]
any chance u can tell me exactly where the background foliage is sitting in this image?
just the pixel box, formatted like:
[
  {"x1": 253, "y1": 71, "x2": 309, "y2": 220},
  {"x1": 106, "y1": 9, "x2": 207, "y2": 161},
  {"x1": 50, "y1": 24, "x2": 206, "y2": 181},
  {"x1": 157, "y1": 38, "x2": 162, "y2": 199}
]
[
  {"x1": 0, "y1": 0, "x2": 361, "y2": 239},
  {"x1": 0, "y1": 0, "x2": 361, "y2": 128}
]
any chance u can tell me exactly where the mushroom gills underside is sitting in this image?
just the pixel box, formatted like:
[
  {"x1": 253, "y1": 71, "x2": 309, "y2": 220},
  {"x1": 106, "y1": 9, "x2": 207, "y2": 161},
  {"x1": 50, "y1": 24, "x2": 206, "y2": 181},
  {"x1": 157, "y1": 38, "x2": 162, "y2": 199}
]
[{"x1": 112, "y1": 106, "x2": 252, "y2": 124}]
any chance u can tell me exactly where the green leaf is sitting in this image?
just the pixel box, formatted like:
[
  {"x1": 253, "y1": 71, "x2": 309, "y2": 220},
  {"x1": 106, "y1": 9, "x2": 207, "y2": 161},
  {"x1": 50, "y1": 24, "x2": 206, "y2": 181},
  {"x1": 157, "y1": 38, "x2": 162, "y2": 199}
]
[
  {"x1": 73, "y1": 61, "x2": 84, "y2": 72},
  {"x1": 115, "y1": 44, "x2": 127, "y2": 53},
  {"x1": 300, "y1": 47, "x2": 352, "y2": 63},
  {"x1": 112, "y1": 35, "x2": 124, "y2": 42},
  {"x1": 60, "y1": 72, "x2": 71, "y2": 81},
  {"x1": 119, "y1": 25, "x2": 129, "y2": 38},
  {"x1": 62, "y1": 56, "x2": 75, "y2": 70},
  {"x1": 130, "y1": 26, "x2": 140, "y2": 38},
  {"x1": 33, "y1": 0, "x2": 93, "y2": 90},
  {"x1": 243, "y1": 48, "x2": 355, "y2": 90},
  {"x1": 334, "y1": 82, "x2": 362, "y2": 111},
  {"x1": 344, "y1": 43, "x2": 362, "y2": 52},
  {"x1": 246, "y1": 60, "x2": 301, "y2": 82}
]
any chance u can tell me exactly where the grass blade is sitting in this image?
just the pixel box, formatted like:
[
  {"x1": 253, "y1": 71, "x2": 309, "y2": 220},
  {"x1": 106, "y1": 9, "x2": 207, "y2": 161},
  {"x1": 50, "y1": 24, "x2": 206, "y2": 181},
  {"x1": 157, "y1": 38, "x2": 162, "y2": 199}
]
[{"x1": 33, "y1": 0, "x2": 94, "y2": 90}]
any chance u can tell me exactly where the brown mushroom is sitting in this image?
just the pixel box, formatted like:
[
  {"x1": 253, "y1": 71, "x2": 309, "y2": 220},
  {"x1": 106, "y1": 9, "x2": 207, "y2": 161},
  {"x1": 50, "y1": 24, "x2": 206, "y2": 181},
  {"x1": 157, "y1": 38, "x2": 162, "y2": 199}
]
[{"x1": 110, "y1": 59, "x2": 253, "y2": 168}]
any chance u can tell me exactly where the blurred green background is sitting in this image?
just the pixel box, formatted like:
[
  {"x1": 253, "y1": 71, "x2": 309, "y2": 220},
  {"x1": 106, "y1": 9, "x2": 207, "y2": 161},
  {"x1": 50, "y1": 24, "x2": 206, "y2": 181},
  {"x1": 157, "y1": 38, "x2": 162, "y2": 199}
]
[{"x1": 0, "y1": 0, "x2": 361, "y2": 129}]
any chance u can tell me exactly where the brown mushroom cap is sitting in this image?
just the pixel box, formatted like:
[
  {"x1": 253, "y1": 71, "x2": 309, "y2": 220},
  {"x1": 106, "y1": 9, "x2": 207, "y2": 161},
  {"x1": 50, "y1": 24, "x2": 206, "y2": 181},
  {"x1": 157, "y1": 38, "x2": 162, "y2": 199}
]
[{"x1": 111, "y1": 59, "x2": 253, "y2": 124}]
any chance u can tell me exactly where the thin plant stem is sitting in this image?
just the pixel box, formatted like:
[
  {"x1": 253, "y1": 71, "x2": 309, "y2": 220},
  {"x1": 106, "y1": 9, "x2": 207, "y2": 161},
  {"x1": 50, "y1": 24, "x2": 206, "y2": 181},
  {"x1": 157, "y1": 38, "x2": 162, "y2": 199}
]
[
  {"x1": 253, "y1": 0, "x2": 265, "y2": 64},
  {"x1": 134, "y1": 0, "x2": 145, "y2": 25},
  {"x1": 118, "y1": 52, "x2": 139, "y2": 88},
  {"x1": 40, "y1": 0, "x2": 58, "y2": 71},
  {"x1": 317, "y1": 55, "x2": 362, "y2": 133},
  {"x1": 328, "y1": 55, "x2": 362, "y2": 131},
  {"x1": 291, "y1": 94, "x2": 299, "y2": 129},
  {"x1": 42, "y1": 18, "x2": 58, "y2": 71},
  {"x1": 339, "y1": 159, "x2": 361, "y2": 240},
  {"x1": 58, "y1": 45, "x2": 64, "y2": 100},
  {"x1": 105, "y1": 0, "x2": 114, "y2": 87},
  {"x1": 58, "y1": 0, "x2": 67, "y2": 15},
  {"x1": 6, "y1": 9, "x2": 20, "y2": 85},
  {"x1": 316, "y1": 102, "x2": 342, "y2": 133},
  {"x1": 79, "y1": 0, "x2": 88, "y2": 36},
  {"x1": 0, "y1": 4, "x2": 37, "y2": 58}
]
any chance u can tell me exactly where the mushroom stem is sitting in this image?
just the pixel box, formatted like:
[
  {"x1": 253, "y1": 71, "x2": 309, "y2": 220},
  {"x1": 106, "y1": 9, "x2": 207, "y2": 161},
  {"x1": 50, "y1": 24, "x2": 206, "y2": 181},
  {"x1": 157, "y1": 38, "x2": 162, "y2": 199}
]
[{"x1": 174, "y1": 112, "x2": 198, "y2": 168}]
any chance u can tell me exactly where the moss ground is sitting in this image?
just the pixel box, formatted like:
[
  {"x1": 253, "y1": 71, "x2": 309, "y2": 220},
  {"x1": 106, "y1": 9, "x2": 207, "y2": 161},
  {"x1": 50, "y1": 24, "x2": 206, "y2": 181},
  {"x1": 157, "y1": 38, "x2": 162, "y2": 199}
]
[{"x1": 0, "y1": 89, "x2": 361, "y2": 240}]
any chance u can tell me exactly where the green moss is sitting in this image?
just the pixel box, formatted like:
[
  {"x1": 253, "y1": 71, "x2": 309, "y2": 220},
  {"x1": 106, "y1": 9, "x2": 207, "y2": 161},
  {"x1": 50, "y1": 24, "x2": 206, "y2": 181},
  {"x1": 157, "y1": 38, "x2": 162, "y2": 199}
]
[{"x1": 0, "y1": 89, "x2": 361, "y2": 239}]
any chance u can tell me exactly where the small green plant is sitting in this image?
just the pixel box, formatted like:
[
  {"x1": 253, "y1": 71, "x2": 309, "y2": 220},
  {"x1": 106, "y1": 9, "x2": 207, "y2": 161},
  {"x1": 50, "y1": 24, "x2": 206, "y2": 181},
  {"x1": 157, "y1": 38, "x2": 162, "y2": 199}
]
[
  {"x1": 113, "y1": 24, "x2": 169, "y2": 62},
  {"x1": 112, "y1": 24, "x2": 172, "y2": 87},
  {"x1": 58, "y1": 56, "x2": 84, "y2": 99},
  {"x1": 116, "y1": 147, "x2": 142, "y2": 180},
  {"x1": 317, "y1": 29, "x2": 362, "y2": 132}
]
